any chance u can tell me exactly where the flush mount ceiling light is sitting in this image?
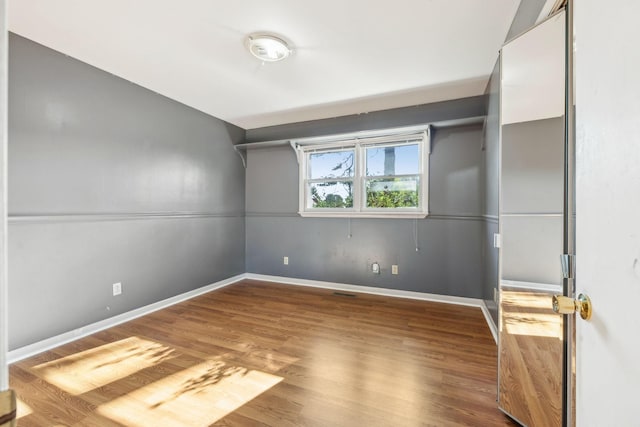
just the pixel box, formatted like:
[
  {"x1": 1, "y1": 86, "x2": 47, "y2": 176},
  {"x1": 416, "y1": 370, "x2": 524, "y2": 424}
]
[{"x1": 246, "y1": 33, "x2": 292, "y2": 62}]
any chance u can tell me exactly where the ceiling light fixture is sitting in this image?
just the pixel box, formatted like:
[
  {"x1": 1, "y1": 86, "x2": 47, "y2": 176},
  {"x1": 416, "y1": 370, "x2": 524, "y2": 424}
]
[{"x1": 246, "y1": 33, "x2": 292, "y2": 63}]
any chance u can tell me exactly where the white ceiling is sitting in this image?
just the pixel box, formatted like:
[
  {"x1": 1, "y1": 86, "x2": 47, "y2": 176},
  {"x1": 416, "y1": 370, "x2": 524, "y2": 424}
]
[{"x1": 9, "y1": 0, "x2": 521, "y2": 129}]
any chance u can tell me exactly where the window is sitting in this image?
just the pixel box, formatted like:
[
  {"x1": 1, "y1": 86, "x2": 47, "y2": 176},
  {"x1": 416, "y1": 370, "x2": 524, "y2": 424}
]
[
  {"x1": 307, "y1": 148, "x2": 355, "y2": 209},
  {"x1": 297, "y1": 128, "x2": 430, "y2": 218}
]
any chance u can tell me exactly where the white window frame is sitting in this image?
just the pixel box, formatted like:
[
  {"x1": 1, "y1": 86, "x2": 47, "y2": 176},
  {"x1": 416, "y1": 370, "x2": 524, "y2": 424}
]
[{"x1": 296, "y1": 128, "x2": 431, "y2": 218}]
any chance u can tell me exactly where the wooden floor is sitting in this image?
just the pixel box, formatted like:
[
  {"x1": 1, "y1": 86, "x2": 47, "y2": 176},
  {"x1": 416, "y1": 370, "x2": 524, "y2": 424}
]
[
  {"x1": 10, "y1": 280, "x2": 516, "y2": 426},
  {"x1": 498, "y1": 287, "x2": 563, "y2": 426}
]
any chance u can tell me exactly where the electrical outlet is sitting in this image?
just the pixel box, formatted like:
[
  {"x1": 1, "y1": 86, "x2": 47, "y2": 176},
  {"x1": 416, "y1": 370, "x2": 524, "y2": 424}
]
[
  {"x1": 112, "y1": 282, "x2": 122, "y2": 296},
  {"x1": 283, "y1": 256, "x2": 289, "y2": 265},
  {"x1": 392, "y1": 265, "x2": 399, "y2": 275},
  {"x1": 493, "y1": 233, "x2": 501, "y2": 248},
  {"x1": 371, "y1": 262, "x2": 380, "y2": 274},
  {"x1": 493, "y1": 288, "x2": 498, "y2": 303}
]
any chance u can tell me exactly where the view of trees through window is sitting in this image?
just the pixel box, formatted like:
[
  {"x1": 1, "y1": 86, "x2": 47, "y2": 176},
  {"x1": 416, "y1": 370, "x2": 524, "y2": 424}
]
[
  {"x1": 308, "y1": 149, "x2": 354, "y2": 208},
  {"x1": 307, "y1": 143, "x2": 420, "y2": 209}
]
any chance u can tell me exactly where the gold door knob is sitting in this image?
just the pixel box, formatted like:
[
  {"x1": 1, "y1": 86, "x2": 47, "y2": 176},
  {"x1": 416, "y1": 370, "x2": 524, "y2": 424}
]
[{"x1": 552, "y1": 294, "x2": 592, "y2": 320}]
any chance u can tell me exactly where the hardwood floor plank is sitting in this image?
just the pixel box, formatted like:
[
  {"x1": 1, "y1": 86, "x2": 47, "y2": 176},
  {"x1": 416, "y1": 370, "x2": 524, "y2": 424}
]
[{"x1": 11, "y1": 280, "x2": 516, "y2": 426}]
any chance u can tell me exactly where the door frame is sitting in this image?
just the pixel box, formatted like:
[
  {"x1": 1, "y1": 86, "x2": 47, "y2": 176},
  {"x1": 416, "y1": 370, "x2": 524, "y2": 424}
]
[
  {"x1": 0, "y1": 0, "x2": 9, "y2": 391},
  {"x1": 563, "y1": 1, "x2": 576, "y2": 426}
]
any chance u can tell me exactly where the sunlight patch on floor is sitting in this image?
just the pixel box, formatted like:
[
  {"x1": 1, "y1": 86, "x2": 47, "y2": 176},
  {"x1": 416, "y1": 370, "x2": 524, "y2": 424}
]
[
  {"x1": 16, "y1": 397, "x2": 33, "y2": 419},
  {"x1": 500, "y1": 289, "x2": 562, "y2": 339},
  {"x1": 501, "y1": 290, "x2": 554, "y2": 310},
  {"x1": 97, "y1": 359, "x2": 283, "y2": 427},
  {"x1": 32, "y1": 336, "x2": 176, "y2": 395},
  {"x1": 504, "y1": 311, "x2": 562, "y2": 339}
]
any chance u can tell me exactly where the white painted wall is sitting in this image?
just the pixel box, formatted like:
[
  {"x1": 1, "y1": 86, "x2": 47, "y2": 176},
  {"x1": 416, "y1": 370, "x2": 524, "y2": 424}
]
[
  {"x1": 501, "y1": 12, "x2": 565, "y2": 125},
  {"x1": 575, "y1": 0, "x2": 640, "y2": 424}
]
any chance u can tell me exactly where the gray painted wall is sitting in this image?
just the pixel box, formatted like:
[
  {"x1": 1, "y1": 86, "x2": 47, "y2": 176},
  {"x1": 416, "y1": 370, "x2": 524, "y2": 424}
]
[
  {"x1": 245, "y1": 124, "x2": 487, "y2": 298},
  {"x1": 505, "y1": 0, "x2": 548, "y2": 42},
  {"x1": 245, "y1": 96, "x2": 486, "y2": 142},
  {"x1": 8, "y1": 34, "x2": 246, "y2": 349},
  {"x1": 482, "y1": 61, "x2": 501, "y2": 322},
  {"x1": 500, "y1": 117, "x2": 564, "y2": 286},
  {"x1": 484, "y1": 61, "x2": 501, "y2": 220},
  {"x1": 6, "y1": 0, "x2": 553, "y2": 350},
  {"x1": 481, "y1": 0, "x2": 548, "y2": 323},
  {"x1": 501, "y1": 118, "x2": 564, "y2": 214}
]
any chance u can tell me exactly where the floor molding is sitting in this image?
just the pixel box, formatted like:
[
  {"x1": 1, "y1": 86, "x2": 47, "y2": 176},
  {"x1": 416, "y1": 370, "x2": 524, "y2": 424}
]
[
  {"x1": 9, "y1": 273, "x2": 498, "y2": 363},
  {"x1": 480, "y1": 301, "x2": 499, "y2": 344},
  {"x1": 248, "y1": 274, "x2": 497, "y2": 342},
  {"x1": 246, "y1": 273, "x2": 493, "y2": 307},
  {"x1": 501, "y1": 279, "x2": 562, "y2": 293},
  {"x1": 7, "y1": 274, "x2": 246, "y2": 364}
]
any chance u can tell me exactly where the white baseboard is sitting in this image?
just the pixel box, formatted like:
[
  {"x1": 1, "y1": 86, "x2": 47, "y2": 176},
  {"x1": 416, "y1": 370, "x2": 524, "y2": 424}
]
[
  {"x1": 247, "y1": 274, "x2": 497, "y2": 342},
  {"x1": 245, "y1": 273, "x2": 485, "y2": 307},
  {"x1": 480, "y1": 301, "x2": 498, "y2": 344},
  {"x1": 9, "y1": 272, "x2": 498, "y2": 363},
  {"x1": 7, "y1": 274, "x2": 246, "y2": 364},
  {"x1": 500, "y1": 279, "x2": 562, "y2": 293}
]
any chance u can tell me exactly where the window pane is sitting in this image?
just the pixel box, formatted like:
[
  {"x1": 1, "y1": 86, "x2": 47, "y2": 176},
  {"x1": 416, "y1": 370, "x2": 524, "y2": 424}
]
[
  {"x1": 365, "y1": 177, "x2": 419, "y2": 208},
  {"x1": 308, "y1": 150, "x2": 355, "y2": 179},
  {"x1": 308, "y1": 181, "x2": 353, "y2": 208},
  {"x1": 365, "y1": 144, "x2": 419, "y2": 176}
]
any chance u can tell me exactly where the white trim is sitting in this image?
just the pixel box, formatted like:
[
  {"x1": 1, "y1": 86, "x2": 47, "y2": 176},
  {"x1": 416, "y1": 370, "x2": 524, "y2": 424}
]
[
  {"x1": 300, "y1": 141, "x2": 357, "y2": 153},
  {"x1": 298, "y1": 129, "x2": 430, "y2": 218},
  {"x1": 7, "y1": 274, "x2": 245, "y2": 364},
  {"x1": 298, "y1": 211, "x2": 428, "y2": 219},
  {"x1": 8, "y1": 273, "x2": 500, "y2": 364},
  {"x1": 480, "y1": 300, "x2": 498, "y2": 344},
  {"x1": 291, "y1": 124, "x2": 432, "y2": 147},
  {"x1": 0, "y1": 0, "x2": 7, "y2": 391},
  {"x1": 246, "y1": 274, "x2": 498, "y2": 341},
  {"x1": 501, "y1": 279, "x2": 562, "y2": 293},
  {"x1": 235, "y1": 117, "x2": 484, "y2": 151},
  {"x1": 501, "y1": 213, "x2": 563, "y2": 217},
  {"x1": 245, "y1": 273, "x2": 484, "y2": 307}
]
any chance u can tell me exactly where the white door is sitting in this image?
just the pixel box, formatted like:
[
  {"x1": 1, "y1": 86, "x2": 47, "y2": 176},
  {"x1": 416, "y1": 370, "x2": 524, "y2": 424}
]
[{"x1": 574, "y1": 0, "x2": 640, "y2": 424}]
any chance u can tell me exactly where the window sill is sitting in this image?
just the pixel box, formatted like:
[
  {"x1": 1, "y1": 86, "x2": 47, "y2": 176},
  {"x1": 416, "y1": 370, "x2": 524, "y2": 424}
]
[{"x1": 298, "y1": 211, "x2": 429, "y2": 219}]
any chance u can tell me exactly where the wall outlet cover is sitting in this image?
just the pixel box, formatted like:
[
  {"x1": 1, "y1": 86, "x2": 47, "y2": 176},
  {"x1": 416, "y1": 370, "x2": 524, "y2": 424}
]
[
  {"x1": 372, "y1": 262, "x2": 380, "y2": 274},
  {"x1": 112, "y1": 282, "x2": 122, "y2": 296}
]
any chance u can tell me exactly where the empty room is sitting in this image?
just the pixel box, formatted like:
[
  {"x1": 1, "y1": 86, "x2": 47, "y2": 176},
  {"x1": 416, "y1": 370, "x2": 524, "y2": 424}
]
[{"x1": 0, "y1": 0, "x2": 638, "y2": 426}]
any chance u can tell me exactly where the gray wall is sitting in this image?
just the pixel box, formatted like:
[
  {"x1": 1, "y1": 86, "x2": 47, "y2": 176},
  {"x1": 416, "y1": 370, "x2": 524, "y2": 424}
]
[
  {"x1": 6, "y1": 0, "x2": 552, "y2": 350},
  {"x1": 500, "y1": 117, "x2": 564, "y2": 286},
  {"x1": 246, "y1": 96, "x2": 486, "y2": 142},
  {"x1": 8, "y1": 34, "x2": 246, "y2": 349},
  {"x1": 245, "y1": 124, "x2": 487, "y2": 298},
  {"x1": 505, "y1": 0, "x2": 548, "y2": 42},
  {"x1": 481, "y1": 0, "x2": 548, "y2": 323},
  {"x1": 482, "y1": 61, "x2": 501, "y2": 322}
]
